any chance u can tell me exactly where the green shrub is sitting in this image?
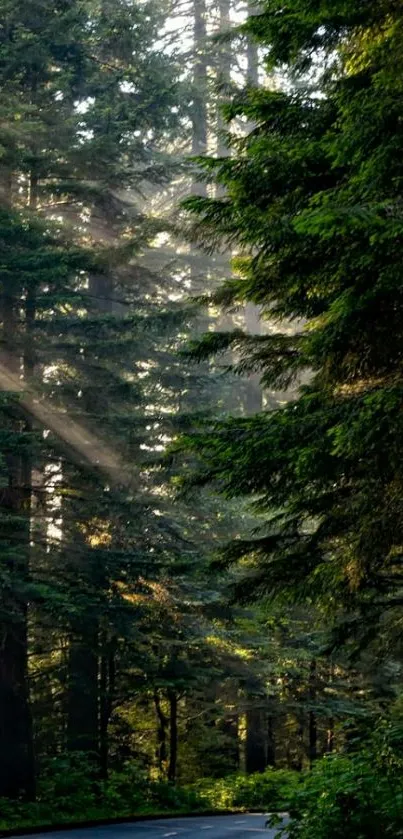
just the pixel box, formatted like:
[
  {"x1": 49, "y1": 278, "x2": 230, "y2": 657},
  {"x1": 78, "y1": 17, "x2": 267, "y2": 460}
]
[
  {"x1": 148, "y1": 782, "x2": 203, "y2": 812},
  {"x1": 191, "y1": 768, "x2": 300, "y2": 811},
  {"x1": 272, "y1": 722, "x2": 403, "y2": 839},
  {"x1": 0, "y1": 756, "x2": 208, "y2": 830},
  {"x1": 0, "y1": 754, "x2": 104, "y2": 829},
  {"x1": 106, "y1": 761, "x2": 150, "y2": 813},
  {"x1": 39, "y1": 754, "x2": 101, "y2": 816},
  {"x1": 0, "y1": 756, "x2": 298, "y2": 830}
]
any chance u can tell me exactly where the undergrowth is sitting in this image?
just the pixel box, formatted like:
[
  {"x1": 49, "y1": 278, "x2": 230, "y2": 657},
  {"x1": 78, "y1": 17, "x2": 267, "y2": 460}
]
[{"x1": 0, "y1": 758, "x2": 298, "y2": 831}]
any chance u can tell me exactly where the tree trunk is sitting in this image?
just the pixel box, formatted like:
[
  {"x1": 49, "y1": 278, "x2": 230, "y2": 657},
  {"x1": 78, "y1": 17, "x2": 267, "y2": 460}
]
[
  {"x1": 89, "y1": 275, "x2": 114, "y2": 315},
  {"x1": 219, "y1": 712, "x2": 240, "y2": 772},
  {"x1": 326, "y1": 721, "x2": 335, "y2": 754},
  {"x1": 308, "y1": 660, "x2": 317, "y2": 768},
  {"x1": 0, "y1": 354, "x2": 35, "y2": 801},
  {"x1": 67, "y1": 627, "x2": 99, "y2": 756},
  {"x1": 326, "y1": 664, "x2": 335, "y2": 753},
  {"x1": 168, "y1": 691, "x2": 178, "y2": 783},
  {"x1": 154, "y1": 690, "x2": 168, "y2": 777},
  {"x1": 267, "y1": 714, "x2": 276, "y2": 767},
  {"x1": 244, "y1": 19, "x2": 263, "y2": 415},
  {"x1": 0, "y1": 603, "x2": 35, "y2": 799},
  {"x1": 0, "y1": 172, "x2": 36, "y2": 799},
  {"x1": 99, "y1": 651, "x2": 108, "y2": 778},
  {"x1": 191, "y1": 0, "x2": 208, "y2": 197},
  {"x1": 100, "y1": 639, "x2": 115, "y2": 779},
  {"x1": 245, "y1": 706, "x2": 267, "y2": 773},
  {"x1": 291, "y1": 717, "x2": 304, "y2": 771},
  {"x1": 244, "y1": 304, "x2": 262, "y2": 414},
  {"x1": 246, "y1": 14, "x2": 259, "y2": 87},
  {"x1": 216, "y1": 0, "x2": 231, "y2": 162}
]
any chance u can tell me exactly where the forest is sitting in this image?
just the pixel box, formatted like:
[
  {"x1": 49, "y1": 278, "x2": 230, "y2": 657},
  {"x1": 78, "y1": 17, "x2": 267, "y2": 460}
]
[{"x1": 1, "y1": 0, "x2": 403, "y2": 837}]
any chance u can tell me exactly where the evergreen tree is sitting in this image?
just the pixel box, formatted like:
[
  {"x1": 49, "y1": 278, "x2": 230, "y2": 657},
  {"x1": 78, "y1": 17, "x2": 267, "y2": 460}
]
[
  {"x1": 181, "y1": 0, "x2": 403, "y2": 660},
  {"x1": 0, "y1": 0, "x2": 269, "y2": 793},
  {"x1": 0, "y1": 0, "x2": 199, "y2": 791}
]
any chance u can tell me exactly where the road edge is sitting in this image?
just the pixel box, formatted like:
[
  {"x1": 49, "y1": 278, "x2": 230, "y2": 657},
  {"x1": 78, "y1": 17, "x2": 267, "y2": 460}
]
[{"x1": 0, "y1": 810, "x2": 251, "y2": 838}]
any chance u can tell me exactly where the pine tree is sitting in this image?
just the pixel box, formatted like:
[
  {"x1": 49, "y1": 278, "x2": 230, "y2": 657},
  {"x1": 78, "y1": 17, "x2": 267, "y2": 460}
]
[
  {"x1": 181, "y1": 0, "x2": 403, "y2": 660},
  {"x1": 0, "y1": 0, "x2": 199, "y2": 788},
  {"x1": 1, "y1": 0, "x2": 269, "y2": 790},
  {"x1": 0, "y1": 207, "x2": 98, "y2": 797}
]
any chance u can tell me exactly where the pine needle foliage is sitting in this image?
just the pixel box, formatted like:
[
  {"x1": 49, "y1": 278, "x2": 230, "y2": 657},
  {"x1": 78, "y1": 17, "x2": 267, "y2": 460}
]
[{"x1": 180, "y1": 0, "x2": 403, "y2": 654}]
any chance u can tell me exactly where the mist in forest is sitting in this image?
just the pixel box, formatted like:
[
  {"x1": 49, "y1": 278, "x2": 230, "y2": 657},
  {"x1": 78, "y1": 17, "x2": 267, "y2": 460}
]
[{"x1": 1, "y1": 2, "x2": 402, "y2": 836}]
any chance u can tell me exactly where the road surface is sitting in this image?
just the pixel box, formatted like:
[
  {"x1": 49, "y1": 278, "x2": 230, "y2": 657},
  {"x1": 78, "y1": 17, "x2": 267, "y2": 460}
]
[{"x1": 16, "y1": 814, "x2": 287, "y2": 839}]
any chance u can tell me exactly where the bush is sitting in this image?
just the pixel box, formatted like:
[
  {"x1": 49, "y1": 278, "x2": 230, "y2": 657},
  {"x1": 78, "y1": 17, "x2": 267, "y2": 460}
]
[
  {"x1": 0, "y1": 756, "x2": 299, "y2": 830},
  {"x1": 0, "y1": 754, "x2": 105, "y2": 829},
  {"x1": 0, "y1": 756, "x2": 208, "y2": 830},
  {"x1": 105, "y1": 761, "x2": 151, "y2": 814},
  {"x1": 191, "y1": 768, "x2": 300, "y2": 812},
  {"x1": 272, "y1": 722, "x2": 403, "y2": 839}
]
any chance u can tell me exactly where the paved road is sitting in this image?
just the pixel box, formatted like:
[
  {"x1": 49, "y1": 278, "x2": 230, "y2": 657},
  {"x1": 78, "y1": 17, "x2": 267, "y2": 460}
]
[{"x1": 16, "y1": 814, "x2": 287, "y2": 839}]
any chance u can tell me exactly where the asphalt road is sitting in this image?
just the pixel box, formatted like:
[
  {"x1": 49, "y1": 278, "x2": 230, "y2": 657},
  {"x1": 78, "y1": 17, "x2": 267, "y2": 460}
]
[{"x1": 16, "y1": 814, "x2": 288, "y2": 839}]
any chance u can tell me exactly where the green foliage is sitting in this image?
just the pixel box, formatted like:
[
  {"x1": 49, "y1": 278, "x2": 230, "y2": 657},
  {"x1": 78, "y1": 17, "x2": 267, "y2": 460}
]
[
  {"x1": 191, "y1": 769, "x2": 300, "y2": 812},
  {"x1": 0, "y1": 756, "x2": 299, "y2": 830},
  {"x1": 180, "y1": 0, "x2": 403, "y2": 660},
  {"x1": 0, "y1": 0, "x2": 250, "y2": 802},
  {"x1": 272, "y1": 720, "x2": 403, "y2": 839},
  {"x1": 0, "y1": 756, "x2": 203, "y2": 829}
]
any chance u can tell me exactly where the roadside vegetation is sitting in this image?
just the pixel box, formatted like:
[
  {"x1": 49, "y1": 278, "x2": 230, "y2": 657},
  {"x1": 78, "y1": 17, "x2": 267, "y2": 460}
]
[
  {"x1": 0, "y1": 762, "x2": 298, "y2": 831},
  {"x1": 274, "y1": 718, "x2": 403, "y2": 839}
]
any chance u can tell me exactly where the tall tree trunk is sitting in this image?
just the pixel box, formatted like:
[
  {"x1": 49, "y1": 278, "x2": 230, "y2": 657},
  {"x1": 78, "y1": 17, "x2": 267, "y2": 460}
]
[
  {"x1": 88, "y1": 275, "x2": 114, "y2": 315},
  {"x1": 216, "y1": 0, "x2": 231, "y2": 162},
  {"x1": 154, "y1": 690, "x2": 168, "y2": 777},
  {"x1": 267, "y1": 714, "x2": 276, "y2": 767},
  {"x1": 189, "y1": 0, "x2": 208, "y2": 301},
  {"x1": 292, "y1": 716, "x2": 304, "y2": 771},
  {"x1": 99, "y1": 638, "x2": 116, "y2": 779},
  {"x1": 214, "y1": 0, "x2": 238, "y2": 384},
  {"x1": 244, "y1": 304, "x2": 262, "y2": 414},
  {"x1": 326, "y1": 721, "x2": 335, "y2": 754},
  {"x1": 219, "y1": 712, "x2": 240, "y2": 772},
  {"x1": 246, "y1": 16, "x2": 259, "y2": 87},
  {"x1": 168, "y1": 691, "x2": 178, "y2": 783},
  {"x1": 0, "y1": 460, "x2": 35, "y2": 800},
  {"x1": 0, "y1": 173, "x2": 36, "y2": 800},
  {"x1": 67, "y1": 625, "x2": 99, "y2": 756},
  {"x1": 0, "y1": 582, "x2": 35, "y2": 799},
  {"x1": 244, "y1": 19, "x2": 262, "y2": 414},
  {"x1": 308, "y1": 660, "x2": 317, "y2": 768},
  {"x1": 191, "y1": 0, "x2": 208, "y2": 197},
  {"x1": 245, "y1": 705, "x2": 266, "y2": 773},
  {"x1": 326, "y1": 664, "x2": 335, "y2": 753},
  {"x1": 66, "y1": 243, "x2": 113, "y2": 764}
]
